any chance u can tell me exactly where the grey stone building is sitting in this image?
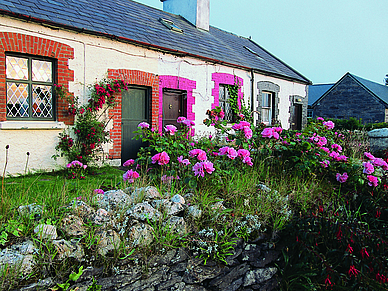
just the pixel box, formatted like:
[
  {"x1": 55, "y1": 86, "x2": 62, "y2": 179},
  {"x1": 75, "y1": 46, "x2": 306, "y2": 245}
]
[{"x1": 308, "y1": 72, "x2": 388, "y2": 123}]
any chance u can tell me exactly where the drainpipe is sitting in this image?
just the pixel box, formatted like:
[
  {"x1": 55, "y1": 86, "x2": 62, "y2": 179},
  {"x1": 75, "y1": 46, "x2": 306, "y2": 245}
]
[{"x1": 250, "y1": 69, "x2": 254, "y2": 113}]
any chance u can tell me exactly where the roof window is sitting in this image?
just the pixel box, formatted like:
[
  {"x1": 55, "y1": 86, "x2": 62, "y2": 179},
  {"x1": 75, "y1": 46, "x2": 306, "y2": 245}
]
[{"x1": 159, "y1": 18, "x2": 183, "y2": 33}]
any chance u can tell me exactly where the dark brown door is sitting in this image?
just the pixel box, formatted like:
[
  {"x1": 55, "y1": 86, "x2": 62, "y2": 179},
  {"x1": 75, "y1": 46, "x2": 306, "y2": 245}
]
[
  {"x1": 291, "y1": 104, "x2": 302, "y2": 130},
  {"x1": 162, "y1": 89, "x2": 186, "y2": 127},
  {"x1": 121, "y1": 87, "x2": 149, "y2": 163}
]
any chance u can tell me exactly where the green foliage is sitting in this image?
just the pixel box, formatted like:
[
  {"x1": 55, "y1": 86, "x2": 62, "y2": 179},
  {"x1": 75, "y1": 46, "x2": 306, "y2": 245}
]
[
  {"x1": 53, "y1": 266, "x2": 84, "y2": 291},
  {"x1": 193, "y1": 227, "x2": 237, "y2": 265}
]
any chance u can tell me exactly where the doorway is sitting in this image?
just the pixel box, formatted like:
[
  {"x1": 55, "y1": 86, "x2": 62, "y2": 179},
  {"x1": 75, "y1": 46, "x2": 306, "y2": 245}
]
[{"x1": 121, "y1": 87, "x2": 149, "y2": 163}]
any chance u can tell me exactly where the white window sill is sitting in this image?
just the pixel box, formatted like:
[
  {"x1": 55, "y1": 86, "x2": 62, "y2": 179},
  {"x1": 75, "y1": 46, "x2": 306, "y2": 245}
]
[{"x1": 0, "y1": 121, "x2": 66, "y2": 130}]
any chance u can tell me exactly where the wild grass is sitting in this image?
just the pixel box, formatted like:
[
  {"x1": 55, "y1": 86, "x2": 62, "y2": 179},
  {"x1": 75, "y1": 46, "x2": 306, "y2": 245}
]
[{"x1": 0, "y1": 126, "x2": 387, "y2": 290}]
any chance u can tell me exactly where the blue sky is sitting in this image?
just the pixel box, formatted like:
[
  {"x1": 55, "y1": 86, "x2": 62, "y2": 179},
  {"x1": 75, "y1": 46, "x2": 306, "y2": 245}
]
[{"x1": 137, "y1": 0, "x2": 388, "y2": 85}]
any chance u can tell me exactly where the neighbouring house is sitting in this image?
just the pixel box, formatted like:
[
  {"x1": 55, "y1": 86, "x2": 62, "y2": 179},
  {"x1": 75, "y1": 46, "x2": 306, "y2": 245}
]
[
  {"x1": 0, "y1": 0, "x2": 310, "y2": 175},
  {"x1": 308, "y1": 72, "x2": 388, "y2": 123}
]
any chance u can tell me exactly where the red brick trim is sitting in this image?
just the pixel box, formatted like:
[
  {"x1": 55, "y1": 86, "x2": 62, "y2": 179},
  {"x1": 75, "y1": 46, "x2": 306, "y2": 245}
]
[
  {"x1": 107, "y1": 69, "x2": 159, "y2": 159},
  {"x1": 0, "y1": 32, "x2": 75, "y2": 124},
  {"x1": 159, "y1": 76, "x2": 196, "y2": 133},
  {"x1": 211, "y1": 72, "x2": 243, "y2": 110}
]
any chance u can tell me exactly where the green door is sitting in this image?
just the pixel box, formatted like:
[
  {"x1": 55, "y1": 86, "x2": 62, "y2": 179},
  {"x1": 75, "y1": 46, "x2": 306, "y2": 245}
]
[{"x1": 121, "y1": 87, "x2": 148, "y2": 163}]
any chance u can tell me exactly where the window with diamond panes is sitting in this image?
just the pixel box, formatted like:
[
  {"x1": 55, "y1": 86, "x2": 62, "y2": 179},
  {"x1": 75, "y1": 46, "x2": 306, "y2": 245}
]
[
  {"x1": 6, "y1": 55, "x2": 54, "y2": 120},
  {"x1": 219, "y1": 85, "x2": 234, "y2": 122}
]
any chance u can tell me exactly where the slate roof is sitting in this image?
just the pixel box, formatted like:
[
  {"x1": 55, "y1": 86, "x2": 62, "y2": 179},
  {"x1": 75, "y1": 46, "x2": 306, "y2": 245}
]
[
  {"x1": 310, "y1": 72, "x2": 388, "y2": 107},
  {"x1": 0, "y1": 0, "x2": 310, "y2": 84},
  {"x1": 351, "y1": 74, "x2": 388, "y2": 105},
  {"x1": 307, "y1": 83, "x2": 333, "y2": 105}
]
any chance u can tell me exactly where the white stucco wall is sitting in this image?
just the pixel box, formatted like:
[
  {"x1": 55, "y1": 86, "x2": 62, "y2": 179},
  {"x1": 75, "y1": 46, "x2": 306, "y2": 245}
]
[{"x1": 0, "y1": 16, "x2": 308, "y2": 175}]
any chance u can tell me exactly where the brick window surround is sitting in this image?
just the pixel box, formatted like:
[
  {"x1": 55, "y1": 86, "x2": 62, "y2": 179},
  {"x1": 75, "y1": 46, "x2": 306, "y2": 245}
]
[
  {"x1": 211, "y1": 72, "x2": 243, "y2": 111},
  {"x1": 0, "y1": 32, "x2": 74, "y2": 124},
  {"x1": 159, "y1": 76, "x2": 196, "y2": 133},
  {"x1": 107, "y1": 69, "x2": 159, "y2": 159}
]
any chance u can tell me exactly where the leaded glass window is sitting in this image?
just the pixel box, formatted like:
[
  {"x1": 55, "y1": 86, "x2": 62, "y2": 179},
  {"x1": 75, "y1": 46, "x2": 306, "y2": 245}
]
[
  {"x1": 6, "y1": 55, "x2": 54, "y2": 120},
  {"x1": 219, "y1": 85, "x2": 233, "y2": 123}
]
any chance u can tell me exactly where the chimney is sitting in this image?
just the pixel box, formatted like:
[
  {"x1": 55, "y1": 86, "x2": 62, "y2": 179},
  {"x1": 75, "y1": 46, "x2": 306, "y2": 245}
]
[{"x1": 161, "y1": 0, "x2": 210, "y2": 31}]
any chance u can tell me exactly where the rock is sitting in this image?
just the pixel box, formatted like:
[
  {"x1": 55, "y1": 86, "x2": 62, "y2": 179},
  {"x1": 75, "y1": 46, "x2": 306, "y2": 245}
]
[
  {"x1": 183, "y1": 258, "x2": 225, "y2": 284},
  {"x1": 241, "y1": 244, "x2": 261, "y2": 265},
  {"x1": 126, "y1": 202, "x2": 162, "y2": 222},
  {"x1": 52, "y1": 239, "x2": 84, "y2": 261},
  {"x1": 95, "y1": 229, "x2": 121, "y2": 256},
  {"x1": 92, "y1": 208, "x2": 110, "y2": 225},
  {"x1": 243, "y1": 267, "x2": 277, "y2": 287},
  {"x1": 0, "y1": 240, "x2": 37, "y2": 276},
  {"x1": 257, "y1": 184, "x2": 278, "y2": 194},
  {"x1": 67, "y1": 200, "x2": 96, "y2": 221},
  {"x1": 34, "y1": 224, "x2": 57, "y2": 240},
  {"x1": 368, "y1": 128, "x2": 388, "y2": 153},
  {"x1": 208, "y1": 263, "x2": 249, "y2": 290},
  {"x1": 127, "y1": 222, "x2": 154, "y2": 247},
  {"x1": 18, "y1": 203, "x2": 42, "y2": 219},
  {"x1": 97, "y1": 190, "x2": 133, "y2": 212},
  {"x1": 253, "y1": 250, "x2": 281, "y2": 268},
  {"x1": 186, "y1": 205, "x2": 202, "y2": 220},
  {"x1": 171, "y1": 194, "x2": 185, "y2": 204},
  {"x1": 211, "y1": 201, "x2": 226, "y2": 211},
  {"x1": 60, "y1": 214, "x2": 86, "y2": 237},
  {"x1": 19, "y1": 277, "x2": 54, "y2": 290},
  {"x1": 163, "y1": 216, "x2": 187, "y2": 234}
]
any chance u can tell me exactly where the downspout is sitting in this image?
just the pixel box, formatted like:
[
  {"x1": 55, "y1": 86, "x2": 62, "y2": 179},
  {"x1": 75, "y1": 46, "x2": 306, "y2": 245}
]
[{"x1": 250, "y1": 69, "x2": 254, "y2": 113}]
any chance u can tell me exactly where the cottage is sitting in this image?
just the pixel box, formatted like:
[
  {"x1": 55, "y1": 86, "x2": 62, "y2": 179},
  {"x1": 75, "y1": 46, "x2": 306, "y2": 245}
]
[
  {"x1": 308, "y1": 72, "x2": 388, "y2": 123},
  {"x1": 0, "y1": 0, "x2": 310, "y2": 175}
]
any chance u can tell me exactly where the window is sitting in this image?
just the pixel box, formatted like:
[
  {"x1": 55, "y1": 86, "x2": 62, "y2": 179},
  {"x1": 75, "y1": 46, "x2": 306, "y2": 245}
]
[
  {"x1": 6, "y1": 54, "x2": 55, "y2": 120},
  {"x1": 307, "y1": 108, "x2": 313, "y2": 118},
  {"x1": 219, "y1": 84, "x2": 233, "y2": 122},
  {"x1": 262, "y1": 92, "x2": 273, "y2": 124},
  {"x1": 159, "y1": 18, "x2": 183, "y2": 33}
]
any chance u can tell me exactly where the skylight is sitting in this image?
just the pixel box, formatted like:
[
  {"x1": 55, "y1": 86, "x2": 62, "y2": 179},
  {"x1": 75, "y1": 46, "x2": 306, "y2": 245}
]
[{"x1": 159, "y1": 18, "x2": 183, "y2": 33}]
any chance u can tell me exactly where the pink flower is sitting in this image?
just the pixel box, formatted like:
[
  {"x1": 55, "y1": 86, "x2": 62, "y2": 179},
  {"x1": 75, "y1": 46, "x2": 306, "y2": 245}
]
[
  {"x1": 367, "y1": 175, "x2": 378, "y2": 187},
  {"x1": 164, "y1": 124, "x2": 177, "y2": 135},
  {"x1": 177, "y1": 116, "x2": 186, "y2": 123},
  {"x1": 237, "y1": 149, "x2": 250, "y2": 158},
  {"x1": 177, "y1": 155, "x2": 190, "y2": 166},
  {"x1": 138, "y1": 122, "x2": 150, "y2": 129},
  {"x1": 329, "y1": 151, "x2": 340, "y2": 160},
  {"x1": 338, "y1": 155, "x2": 348, "y2": 162},
  {"x1": 123, "y1": 159, "x2": 135, "y2": 167},
  {"x1": 182, "y1": 119, "x2": 195, "y2": 127},
  {"x1": 320, "y1": 147, "x2": 330, "y2": 153},
  {"x1": 323, "y1": 120, "x2": 335, "y2": 129},
  {"x1": 363, "y1": 162, "x2": 375, "y2": 174},
  {"x1": 242, "y1": 156, "x2": 253, "y2": 166},
  {"x1": 320, "y1": 160, "x2": 330, "y2": 168},
  {"x1": 239, "y1": 121, "x2": 251, "y2": 127},
  {"x1": 123, "y1": 169, "x2": 140, "y2": 183},
  {"x1": 336, "y1": 172, "x2": 348, "y2": 183},
  {"x1": 232, "y1": 123, "x2": 243, "y2": 130},
  {"x1": 151, "y1": 151, "x2": 170, "y2": 165},
  {"x1": 364, "y1": 152, "x2": 375, "y2": 160},
  {"x1": 372, "y1": 158, "x2": 388, "y2": 170},
  {"x1": 189, "y1": 149, "x2": 207, "y2": 161},
  {"x1": 317, "y1": 117, "x2": 324, "y2": 122},
  {"x1": 192, "y1": 161, "x2": 215, "y2": 177},
  {"x1": 261, "y1": 127, "x2": 275, "y2": 139},
  {"x1": 274, "y1": 127, "x2": 283, "y2": 133},
  {"x1": 243, "y1": 127, "x2": 253, "y2": 139},
  {"x1": 94, "y1": 189, "x2": 104, "y2": 194},
  {"x1": 331, "y1": 143, "x2": 342, "y2": 152}
]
